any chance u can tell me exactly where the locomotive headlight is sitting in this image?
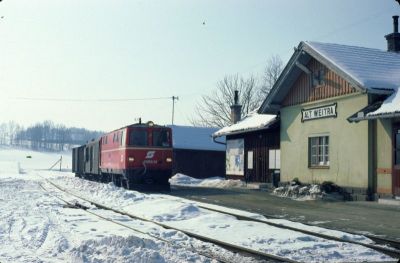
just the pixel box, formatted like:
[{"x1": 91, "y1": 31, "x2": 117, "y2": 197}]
[
  {"x1": 166, "y1": 157, "x2": 172, "y2": 163},
  {"x1": 128, "y1": 157, "x2": 135, "y2": 162}
]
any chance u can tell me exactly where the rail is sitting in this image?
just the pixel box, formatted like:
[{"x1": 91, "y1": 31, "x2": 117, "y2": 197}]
[
  {"x1": 162, "y1": 192, "x2": 400, "y2": 259},
  {"x1": 40, "y1": 178, "x2": 300, "y2": 263}
]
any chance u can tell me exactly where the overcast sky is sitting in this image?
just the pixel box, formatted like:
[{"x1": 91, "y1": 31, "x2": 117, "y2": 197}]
[{"x1": 0, "y1": 0, "x2": 398, "y2": 131}]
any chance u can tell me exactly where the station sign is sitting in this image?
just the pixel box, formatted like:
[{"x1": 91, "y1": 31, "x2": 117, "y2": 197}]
[{"x1": 301, "y1": 103, "x2": 337, "y2": 122}]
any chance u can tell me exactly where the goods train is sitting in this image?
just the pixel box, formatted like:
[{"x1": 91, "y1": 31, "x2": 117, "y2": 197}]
[{"x1": 72, "y1": 121, "x2": 173, "y2": 190}]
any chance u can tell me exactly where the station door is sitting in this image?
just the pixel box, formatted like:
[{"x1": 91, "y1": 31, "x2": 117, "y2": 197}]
[{"x1": 393, "y1": 124, "x2": 400, "y2": 196}]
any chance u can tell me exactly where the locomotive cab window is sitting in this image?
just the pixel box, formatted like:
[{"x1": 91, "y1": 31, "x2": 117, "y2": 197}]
[
  {"x1": 120, "y1": 131, "x2": 125, "y2": 146},
  {"x1": 129, "y1": 129, "x2": 148, "y2": 146},
  {"x1": 153, "y1": 130, "x2": 171, "y2": 147}
]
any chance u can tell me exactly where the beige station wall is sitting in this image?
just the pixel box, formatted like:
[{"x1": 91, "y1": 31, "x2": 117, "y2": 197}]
[
  {"x1": 376, "y1": 118, "x2": 392, "y2": 195},
  {"x1": 280, "y1": 93, "x2": 370, "y2": 188}
]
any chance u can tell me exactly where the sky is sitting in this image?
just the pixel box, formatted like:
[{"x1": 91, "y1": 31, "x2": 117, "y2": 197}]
[{"x1": 0, "y1": 0, "x2": 398, "y2": 131}]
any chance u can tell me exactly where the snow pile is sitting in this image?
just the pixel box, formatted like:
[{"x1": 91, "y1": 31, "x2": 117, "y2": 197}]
[
  {"x1": 70, "y1": 235, "x2": 196, "y2": 263},
  {"x1": 170, "y1": 173, "x2": 247, "y2": 188},
  {"x1": 273, "y1": 184, "x2": 324, "y2": 200},
  {"x1": 273, "y1": 181, "x2": 348, "y2": 201}
]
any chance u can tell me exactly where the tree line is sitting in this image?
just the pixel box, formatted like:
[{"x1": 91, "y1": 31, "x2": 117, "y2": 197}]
[{"x1": 0, "y1": 120, "x2": 103, "y2": 151}]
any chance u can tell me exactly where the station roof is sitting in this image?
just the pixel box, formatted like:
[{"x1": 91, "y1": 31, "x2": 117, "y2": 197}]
[
  {"x1": 259, "y1": 41, "x2": 400, "y2": 114},
  {"x1": 367, "y1": 88, "x2": 400, "y2": 117},
  {"x1": 348, "y1": 87, "x2": 400, "y2": 121},
  {"x1": 305, "y1": 41, "x2": 400, "y2": 91},
  {"x1": 213, "y1": 112, "x2": 277, "y2": 138}
]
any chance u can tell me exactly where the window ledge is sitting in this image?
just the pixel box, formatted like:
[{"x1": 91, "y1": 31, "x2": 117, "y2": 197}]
[{"x1": 308, "y1": 166, "x2": 330, "y2": 169}]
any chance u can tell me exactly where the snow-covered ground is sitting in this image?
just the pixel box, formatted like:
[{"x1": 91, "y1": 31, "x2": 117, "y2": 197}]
[{"x1": 0, "y1": 147, "x2": 396, "y2": 262}]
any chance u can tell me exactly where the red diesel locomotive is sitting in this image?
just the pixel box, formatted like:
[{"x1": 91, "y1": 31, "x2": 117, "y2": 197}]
[{"x1": 72, "y1": 121, "x2": 173, "y2": 189}]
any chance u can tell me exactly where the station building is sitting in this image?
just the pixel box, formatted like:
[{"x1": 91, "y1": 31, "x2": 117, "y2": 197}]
[
  {"x1": 212, "y1": 110, "x2": 279, "y2": 185},
  {"x1": 258, "y1": 17, "x2": 400, "y2": 200}
]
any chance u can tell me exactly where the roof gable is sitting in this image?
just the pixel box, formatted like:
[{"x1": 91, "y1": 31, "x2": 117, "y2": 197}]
[
  {"x1": 259, "y1": 41, "x2": 400, "y2": 114},
  {"x1": 281, "y1": 57, "x2": 357, "y2": 107}
]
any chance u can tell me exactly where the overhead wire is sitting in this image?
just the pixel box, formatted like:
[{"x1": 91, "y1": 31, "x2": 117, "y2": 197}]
[{"x1": 10, "y1": 96, "x2": 173, "y2": 102}]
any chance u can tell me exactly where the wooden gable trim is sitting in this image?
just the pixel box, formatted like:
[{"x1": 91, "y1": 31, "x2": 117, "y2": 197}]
[{"x1": 282, "y1": 58, "x2": 357, "y2": 107}]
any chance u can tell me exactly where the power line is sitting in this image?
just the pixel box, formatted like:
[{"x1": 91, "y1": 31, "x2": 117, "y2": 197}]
[{"x1": 11, "y1": 96, "x2": 173, "y2": 102}]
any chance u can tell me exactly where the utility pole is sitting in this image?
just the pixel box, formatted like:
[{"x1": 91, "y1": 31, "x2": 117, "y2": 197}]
[{"x1": 171, "y1": 96, "x2": 179, "y2": 125}]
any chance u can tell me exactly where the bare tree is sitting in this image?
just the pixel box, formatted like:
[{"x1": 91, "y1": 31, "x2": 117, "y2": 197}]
[
  {"x1": 7, "y1": 121, "x2": 20, "y2": 146},
  {"x1": 191, "y1": 74, "x2": 260, "y2": 128},
  {"x1": 0, "y1": 123, "x2": 6, "y2": 145},
  {"x1": 191, "y1": 55, "x2": 283, "y2": 128},
  {"x1": 260, "y1": 55, "x2": 283, "y2": 98}
]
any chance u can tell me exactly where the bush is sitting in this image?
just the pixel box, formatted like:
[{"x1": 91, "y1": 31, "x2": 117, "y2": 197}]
[
  {"x1": 290, "y1": 177, "x2": 302, "y2": 186},
  {"x1": 321, "y1": 181, "x2": 340, "y2": 193}
]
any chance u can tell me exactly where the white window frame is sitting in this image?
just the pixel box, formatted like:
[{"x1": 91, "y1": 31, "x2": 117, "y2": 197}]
[{"x1": 309, "y1": 135, "x2": 329, "y2": 168}]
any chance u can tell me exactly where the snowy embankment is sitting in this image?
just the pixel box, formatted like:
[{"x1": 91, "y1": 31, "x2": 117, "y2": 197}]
[{"x1": 0, "y1": 147, "x2": 396, "y2": 262}]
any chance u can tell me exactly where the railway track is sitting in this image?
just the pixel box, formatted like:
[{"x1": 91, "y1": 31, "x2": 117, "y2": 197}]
[
  {"x1": 198, "y1": 204, "x2": 400, "y2": 259},
  {"x1": 39, "y1": 178, "x2": 298, "y2": 263},
  {"x1": 38, "y1": 182, "x2": 237, "y2": 263},
  {"x1": 364, "y1": 235, "x2": 400, "y2": 251},
  {"x1": 162, "y1": 195, "x2": 400, "y2": 259}
]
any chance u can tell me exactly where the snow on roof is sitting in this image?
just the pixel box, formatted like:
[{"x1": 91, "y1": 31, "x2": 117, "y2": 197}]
[
  {"x1": 305, "y1": 41, "x2": 400, "y2": 90},
  {"x1": 213, "y1": 112, "x2": 276, "y2": 137},
  {"x1": 167, "y1": 125, "x2": 225, "y2": 151},
  {"x1": 367, "y1": 88, "x2": 400, "y2": 117}
]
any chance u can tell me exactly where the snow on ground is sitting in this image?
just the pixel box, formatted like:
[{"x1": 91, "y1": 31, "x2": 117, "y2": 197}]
[
  {"x1": 0, "y1": 147, "x2": 396, "y2": 262},
  {"x1": 0, "y1": 146, "x2": 71, "y2": 173},
  {"x1": 0, "y1": 148, "x2": 223, "y2": 263}
]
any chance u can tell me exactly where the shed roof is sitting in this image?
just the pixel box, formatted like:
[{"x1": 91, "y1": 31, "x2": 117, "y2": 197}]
[
  {"x1": 259, "y1": 41, "x2": 400, "y2": 114},
  {"x1": 213, "y1": 112, "x2": 277, "y2": 138},
  {"x1": 167, "y1": 125, "x2": 225, "y2": 151}
]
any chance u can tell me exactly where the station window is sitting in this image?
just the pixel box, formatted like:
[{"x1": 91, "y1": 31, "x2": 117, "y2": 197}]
[
  {"x1": 129, "y1": 129, "x2": 148, "y2": 146},
  {"x1": 308, "y1": 136, "x2": 329, "y2": 167}
]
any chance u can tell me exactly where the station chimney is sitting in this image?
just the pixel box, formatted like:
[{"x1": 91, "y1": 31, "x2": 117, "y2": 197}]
[
  {"x1": 230, "y1": 90, "x2": 242, "y2": 124},
  {"x1": 385, "y1": 15, "x2": 400, "y2": 52}
]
